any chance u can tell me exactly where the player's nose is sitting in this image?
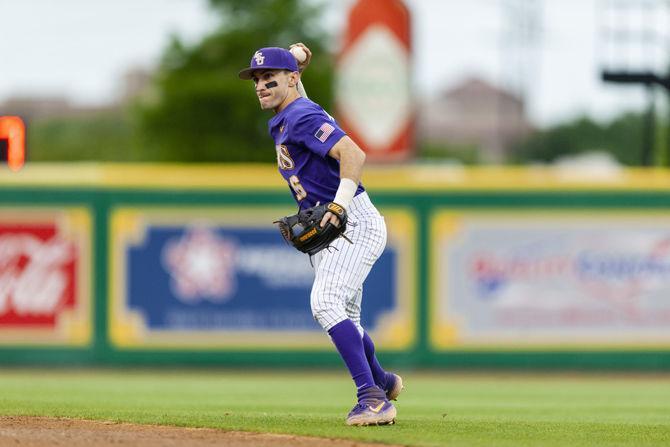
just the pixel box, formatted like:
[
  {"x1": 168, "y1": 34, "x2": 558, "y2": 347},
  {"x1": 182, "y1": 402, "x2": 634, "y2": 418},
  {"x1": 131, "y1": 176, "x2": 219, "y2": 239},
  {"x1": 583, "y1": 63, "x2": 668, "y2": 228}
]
[{"x1": 256, "y1": 87, "x2": 272, "y2": 99}]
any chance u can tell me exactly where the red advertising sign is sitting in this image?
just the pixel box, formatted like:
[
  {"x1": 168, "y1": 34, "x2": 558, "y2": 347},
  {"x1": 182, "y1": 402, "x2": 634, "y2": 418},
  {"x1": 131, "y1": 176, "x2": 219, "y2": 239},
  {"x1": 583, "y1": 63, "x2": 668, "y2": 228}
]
[
  {"x1": 0, "y1": 209, "x2": 91, "y2": 345},
  {"x1": 0, "y1": 223, "x2": 76, "y2": 326},
  {"x1": 336, "y1": 0, "x2": 414, "y2": 162}
]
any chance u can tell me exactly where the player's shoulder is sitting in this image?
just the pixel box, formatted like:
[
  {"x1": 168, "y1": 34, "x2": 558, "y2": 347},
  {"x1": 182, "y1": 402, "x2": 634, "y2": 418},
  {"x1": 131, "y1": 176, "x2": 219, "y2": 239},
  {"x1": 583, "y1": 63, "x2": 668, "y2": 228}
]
[{"x1": 285, "y1": 98, "x2": 332, "y2": 125}]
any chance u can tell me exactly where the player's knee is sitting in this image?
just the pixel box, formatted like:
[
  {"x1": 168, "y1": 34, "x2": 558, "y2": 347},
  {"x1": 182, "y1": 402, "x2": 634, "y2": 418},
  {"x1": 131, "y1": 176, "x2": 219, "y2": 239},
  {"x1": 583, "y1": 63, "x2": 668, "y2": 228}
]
[
  {"x1": 310, "y1": 291, "x2": 345, "y2": 328},
  {"x1": 309, "y1": 297, "x2": 333, "y2": 321}
]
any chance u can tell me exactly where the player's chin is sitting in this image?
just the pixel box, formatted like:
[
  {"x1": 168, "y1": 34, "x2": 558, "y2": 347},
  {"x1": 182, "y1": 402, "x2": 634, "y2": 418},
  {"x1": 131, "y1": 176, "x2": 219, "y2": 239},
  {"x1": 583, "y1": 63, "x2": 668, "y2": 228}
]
[{"x1": 258, "y1": 97, "x2": 275, "y2": 110}]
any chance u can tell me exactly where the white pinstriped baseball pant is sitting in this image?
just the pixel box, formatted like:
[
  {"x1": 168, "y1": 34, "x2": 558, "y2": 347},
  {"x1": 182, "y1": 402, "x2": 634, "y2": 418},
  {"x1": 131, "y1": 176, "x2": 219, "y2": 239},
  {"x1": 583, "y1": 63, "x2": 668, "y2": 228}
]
[{"x1": 310, "y1": 192, "x2": 387, "y2": 333}]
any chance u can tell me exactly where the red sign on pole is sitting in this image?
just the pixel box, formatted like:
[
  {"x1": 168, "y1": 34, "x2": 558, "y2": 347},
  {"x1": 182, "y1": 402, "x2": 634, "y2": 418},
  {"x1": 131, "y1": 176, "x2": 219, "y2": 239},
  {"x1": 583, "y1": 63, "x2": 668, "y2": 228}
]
[{"x1": 336, "y1": 0, "x2": 414, "y2": 162}]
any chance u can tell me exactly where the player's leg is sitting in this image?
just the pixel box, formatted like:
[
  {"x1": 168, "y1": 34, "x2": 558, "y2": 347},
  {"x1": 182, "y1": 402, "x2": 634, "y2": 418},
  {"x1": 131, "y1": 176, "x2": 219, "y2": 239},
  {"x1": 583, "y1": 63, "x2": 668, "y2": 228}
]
[
  {"x1": 347, "y1": 287, "x2": 404, "y2": 401},
  {"x1": 337, "y1": 196, "x2": 401, "y2": 398},
  {"x1": 310, "y1": 244, "x2": 377, "y2": 393},
  {"x1": 310, "y1": 254, "x2": 394, "y2": 425},
  {"x1": 362, "y1": 331, "x2": 404, "y2": 400},
  {"x1": 310, "y1": 193, "x2": 386, "y2": 333},
  {"x1": 310, "y1": 193, "x2": 395, "y2": 425}
]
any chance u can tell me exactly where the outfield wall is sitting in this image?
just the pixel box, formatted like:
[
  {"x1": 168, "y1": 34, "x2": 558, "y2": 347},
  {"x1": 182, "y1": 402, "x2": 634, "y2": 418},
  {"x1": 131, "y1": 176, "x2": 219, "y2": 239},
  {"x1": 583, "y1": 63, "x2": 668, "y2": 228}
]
[{"x1": 1, "y1": 163, "x2": 670, "y2": 369}]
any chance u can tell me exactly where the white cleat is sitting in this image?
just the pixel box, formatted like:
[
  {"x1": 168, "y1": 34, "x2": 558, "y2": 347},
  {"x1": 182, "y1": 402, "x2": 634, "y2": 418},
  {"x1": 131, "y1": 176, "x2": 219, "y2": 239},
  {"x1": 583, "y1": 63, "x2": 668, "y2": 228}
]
[{"x1": 346, "y1": 400, "x2": 397, "y2": 426}]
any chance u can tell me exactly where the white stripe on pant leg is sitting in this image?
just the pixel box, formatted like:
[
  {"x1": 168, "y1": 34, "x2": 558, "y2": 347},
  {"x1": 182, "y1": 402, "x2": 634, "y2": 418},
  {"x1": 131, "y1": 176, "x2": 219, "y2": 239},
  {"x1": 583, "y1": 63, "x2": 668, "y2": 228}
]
[
  {"x1": 310, "y1": 192, "x2": 387, "y2": 333},
  {"x1": 345, "y1": 287, "x2": 363, "y2": 335}
]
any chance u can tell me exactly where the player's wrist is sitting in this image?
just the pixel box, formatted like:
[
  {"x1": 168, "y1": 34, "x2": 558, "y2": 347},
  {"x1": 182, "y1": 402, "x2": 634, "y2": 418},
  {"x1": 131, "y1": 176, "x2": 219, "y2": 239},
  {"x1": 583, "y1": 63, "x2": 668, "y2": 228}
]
[{"x1": 333, "y1": 178, "x2": 357, "y2": 210}]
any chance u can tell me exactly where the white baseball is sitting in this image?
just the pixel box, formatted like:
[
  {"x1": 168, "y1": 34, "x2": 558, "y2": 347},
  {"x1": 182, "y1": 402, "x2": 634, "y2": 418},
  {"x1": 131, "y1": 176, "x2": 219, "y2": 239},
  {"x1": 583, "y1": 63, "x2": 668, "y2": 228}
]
[{"x1": 290, "y1": 46, "x2": 307, "y2": 63}]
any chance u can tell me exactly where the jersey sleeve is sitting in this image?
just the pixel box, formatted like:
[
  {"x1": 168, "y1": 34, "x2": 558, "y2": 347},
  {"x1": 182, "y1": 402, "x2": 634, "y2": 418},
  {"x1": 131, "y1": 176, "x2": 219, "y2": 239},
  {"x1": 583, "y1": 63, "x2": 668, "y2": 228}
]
[{"x1": 292, "y1": 112, "x2": 347, "y2": 158}]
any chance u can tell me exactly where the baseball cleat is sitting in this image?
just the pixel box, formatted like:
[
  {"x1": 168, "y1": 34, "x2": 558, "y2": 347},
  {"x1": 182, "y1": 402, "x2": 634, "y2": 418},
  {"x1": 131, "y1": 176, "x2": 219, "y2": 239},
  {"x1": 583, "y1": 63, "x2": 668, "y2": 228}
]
[
  {"x1": 346, "y1": 386, "x2": 397, "y2": 426},
  {"x1": 346, "y1": 400, "x2": 396, "y2": 426},
  {"x1": 384, "y1": 373, "x2": 404, "y2": 401}
]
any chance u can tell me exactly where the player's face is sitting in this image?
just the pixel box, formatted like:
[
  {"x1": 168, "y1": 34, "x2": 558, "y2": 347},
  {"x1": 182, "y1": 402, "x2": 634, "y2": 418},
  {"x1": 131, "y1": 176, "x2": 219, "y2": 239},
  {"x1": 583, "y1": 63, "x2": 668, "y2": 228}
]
[{"x1": 251, "y1": 70, "x2": 289, "y2": 110}]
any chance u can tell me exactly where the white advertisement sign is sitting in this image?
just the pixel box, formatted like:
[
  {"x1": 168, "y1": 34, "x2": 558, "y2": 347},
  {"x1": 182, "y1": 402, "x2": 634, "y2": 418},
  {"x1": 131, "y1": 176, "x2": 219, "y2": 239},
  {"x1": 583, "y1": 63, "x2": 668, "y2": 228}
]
[{"x1": 432, "y1": 212, "x2": 670, "y2": 349}]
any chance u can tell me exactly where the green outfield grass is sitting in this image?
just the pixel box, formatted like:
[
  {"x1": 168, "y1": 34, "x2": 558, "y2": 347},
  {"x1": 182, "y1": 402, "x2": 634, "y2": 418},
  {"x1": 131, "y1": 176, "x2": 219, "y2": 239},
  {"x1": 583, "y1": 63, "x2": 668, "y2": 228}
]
[{"x1": 0, "y1": 369, "x2": 668, "y2": 447}]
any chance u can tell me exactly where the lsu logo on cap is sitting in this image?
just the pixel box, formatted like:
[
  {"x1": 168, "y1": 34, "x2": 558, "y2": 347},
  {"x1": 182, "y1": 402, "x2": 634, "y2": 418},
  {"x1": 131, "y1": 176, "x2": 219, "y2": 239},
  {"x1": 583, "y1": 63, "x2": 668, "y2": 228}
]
[{"x1": 254, "y1": 51, "x2": 265, "y2": 65}]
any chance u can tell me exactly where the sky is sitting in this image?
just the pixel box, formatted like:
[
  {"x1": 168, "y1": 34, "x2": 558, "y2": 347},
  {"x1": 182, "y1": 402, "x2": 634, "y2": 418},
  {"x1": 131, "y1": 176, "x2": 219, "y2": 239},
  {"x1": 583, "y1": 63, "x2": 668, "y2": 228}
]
[{"x1": 1, "y1": 0, "x2": 668, "y2": 127}]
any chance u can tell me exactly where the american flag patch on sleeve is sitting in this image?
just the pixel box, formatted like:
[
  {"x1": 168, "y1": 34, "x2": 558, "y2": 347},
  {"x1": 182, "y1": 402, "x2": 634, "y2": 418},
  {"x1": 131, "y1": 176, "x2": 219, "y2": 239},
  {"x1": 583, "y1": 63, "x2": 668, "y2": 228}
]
[{"x1": 314, "y1": 122, "x2": 335, "y2": 143}]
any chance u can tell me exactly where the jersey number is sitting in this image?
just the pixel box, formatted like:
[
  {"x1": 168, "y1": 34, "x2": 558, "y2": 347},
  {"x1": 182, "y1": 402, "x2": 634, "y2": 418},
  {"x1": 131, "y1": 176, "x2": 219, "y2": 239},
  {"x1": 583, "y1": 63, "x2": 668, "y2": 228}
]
[{"x1": 289, "y1": 175, "x2": 307, "y2": 201}]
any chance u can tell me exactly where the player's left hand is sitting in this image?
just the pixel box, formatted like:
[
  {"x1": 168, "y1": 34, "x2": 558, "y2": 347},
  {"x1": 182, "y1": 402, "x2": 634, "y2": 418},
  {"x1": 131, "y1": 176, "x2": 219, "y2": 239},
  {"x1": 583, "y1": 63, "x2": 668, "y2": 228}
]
[
  {"x1": 289, "y1": 42, "x2": 312, "y2": 72},
  {"x1": 274, "y1": 202, "x2": 349, "y2": 256}
]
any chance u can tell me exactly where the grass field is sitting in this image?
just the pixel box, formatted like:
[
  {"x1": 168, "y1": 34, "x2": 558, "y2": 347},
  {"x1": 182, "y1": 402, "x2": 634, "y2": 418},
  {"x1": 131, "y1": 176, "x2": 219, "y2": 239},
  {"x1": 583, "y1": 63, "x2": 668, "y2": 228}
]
[{"x1": 0, "y1": 369, "x2": 668, "y2": 447}]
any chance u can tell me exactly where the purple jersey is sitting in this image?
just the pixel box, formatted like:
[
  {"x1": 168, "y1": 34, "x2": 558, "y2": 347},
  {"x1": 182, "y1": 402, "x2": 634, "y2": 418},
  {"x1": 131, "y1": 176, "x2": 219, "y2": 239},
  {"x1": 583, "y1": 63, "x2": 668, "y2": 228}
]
[{"x1": 269, "y1": 97, "x2": 365, "y2": 209}]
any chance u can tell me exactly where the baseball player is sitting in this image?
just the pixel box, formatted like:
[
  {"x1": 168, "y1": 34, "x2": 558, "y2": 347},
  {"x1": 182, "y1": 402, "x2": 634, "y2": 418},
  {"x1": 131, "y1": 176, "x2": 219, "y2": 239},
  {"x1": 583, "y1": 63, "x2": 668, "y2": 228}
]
[{"x1": 238, "y1": 44, "x2": 403, "y2": 426}]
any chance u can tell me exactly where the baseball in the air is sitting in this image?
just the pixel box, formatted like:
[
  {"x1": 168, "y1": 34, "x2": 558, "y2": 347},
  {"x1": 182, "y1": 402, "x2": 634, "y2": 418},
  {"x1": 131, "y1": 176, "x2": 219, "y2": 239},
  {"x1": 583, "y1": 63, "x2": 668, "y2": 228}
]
[{"x1": 290, "y1": 46, "x2": 307, "y2": 63}]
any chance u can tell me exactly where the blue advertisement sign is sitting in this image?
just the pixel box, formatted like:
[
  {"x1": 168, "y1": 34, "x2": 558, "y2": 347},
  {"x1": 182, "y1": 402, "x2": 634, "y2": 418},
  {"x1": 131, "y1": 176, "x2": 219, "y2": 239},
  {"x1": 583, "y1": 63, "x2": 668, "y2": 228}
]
[
  {"x1": 129, "y1": 225, "x2": 395, "y2": 331},
  {"x1": 109, "y1": 208, "x2": 415, "y2": 350}
]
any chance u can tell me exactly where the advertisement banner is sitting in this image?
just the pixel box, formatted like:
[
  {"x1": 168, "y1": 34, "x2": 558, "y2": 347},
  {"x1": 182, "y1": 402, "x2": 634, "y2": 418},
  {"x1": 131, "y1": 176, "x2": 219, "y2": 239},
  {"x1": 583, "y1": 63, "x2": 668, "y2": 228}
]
[
  {"x1": 336, "y1": 0, "x2": 414, "y2": 161},
  {"x1": 431, "y1": 211, "x2": 670, "y2": 349},
  {"x1": 0, "y1": 207, "x2": 92, "y2": 345},
  {"x1": 110, "y1": 207, "x2": 416, "y2": 350}
]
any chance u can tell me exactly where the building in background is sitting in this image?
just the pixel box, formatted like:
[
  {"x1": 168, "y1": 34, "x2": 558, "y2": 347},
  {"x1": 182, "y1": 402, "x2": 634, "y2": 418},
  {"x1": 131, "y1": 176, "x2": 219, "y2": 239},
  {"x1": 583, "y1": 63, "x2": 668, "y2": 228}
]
[
  {"x1": 0, "y1": 97, "x2": 101, "y2": 122},
  {"x1": 119, "y1": 67, "x2": 154, "y2": 105},
  {"x1": 0, "y1": 67, "x2": 152, "y2": 123},
  {"x1": 419, "y1": 77, "x2": 533, "y2": 163}
]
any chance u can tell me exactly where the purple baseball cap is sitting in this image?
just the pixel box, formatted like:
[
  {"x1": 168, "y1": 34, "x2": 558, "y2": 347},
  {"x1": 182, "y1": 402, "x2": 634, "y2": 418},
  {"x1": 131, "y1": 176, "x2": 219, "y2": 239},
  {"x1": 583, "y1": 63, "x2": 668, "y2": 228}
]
[{"x1": 238, "y1": 47, "x2": 299, "y2": 80}]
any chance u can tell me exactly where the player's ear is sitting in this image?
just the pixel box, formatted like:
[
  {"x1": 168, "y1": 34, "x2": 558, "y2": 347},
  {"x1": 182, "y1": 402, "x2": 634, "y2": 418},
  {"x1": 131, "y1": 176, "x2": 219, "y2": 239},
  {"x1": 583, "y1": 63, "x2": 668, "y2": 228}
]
[{"x1": 288, "y1": 71, "x2": 299, "y2": 88}]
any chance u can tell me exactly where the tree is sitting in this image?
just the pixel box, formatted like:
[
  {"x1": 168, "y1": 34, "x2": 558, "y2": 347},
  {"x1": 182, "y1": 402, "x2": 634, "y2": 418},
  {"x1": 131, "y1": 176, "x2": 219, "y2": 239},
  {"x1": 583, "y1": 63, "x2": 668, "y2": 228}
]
[
  {"x1": 27, "y1": 111, "x2": 137, "y2": 162},
  {"x1": 512, "y1": 113, "x2": 648, "y2": 165},
  {"x1": 135, "y1": 0, "x2": 334, "y2": 163}
]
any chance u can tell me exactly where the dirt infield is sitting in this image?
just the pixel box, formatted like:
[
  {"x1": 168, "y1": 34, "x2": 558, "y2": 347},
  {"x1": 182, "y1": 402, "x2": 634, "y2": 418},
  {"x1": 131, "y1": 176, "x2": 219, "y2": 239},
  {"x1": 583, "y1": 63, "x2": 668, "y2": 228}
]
[{"x1": 0, "y1": 416, "x2": 401, "y2": 447}]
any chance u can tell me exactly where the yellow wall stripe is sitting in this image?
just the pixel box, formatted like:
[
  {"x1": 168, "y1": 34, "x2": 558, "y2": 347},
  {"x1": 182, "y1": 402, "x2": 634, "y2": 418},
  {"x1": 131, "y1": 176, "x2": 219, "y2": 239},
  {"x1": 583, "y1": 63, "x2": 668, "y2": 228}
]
[{"x1": 3, "y1": 163, "x2": 670, "y2": 191}]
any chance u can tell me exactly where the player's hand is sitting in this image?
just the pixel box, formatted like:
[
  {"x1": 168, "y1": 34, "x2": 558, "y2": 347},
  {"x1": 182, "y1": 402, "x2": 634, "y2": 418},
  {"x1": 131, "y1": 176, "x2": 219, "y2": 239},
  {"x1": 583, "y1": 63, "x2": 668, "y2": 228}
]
[
  {"x1": 289, "y1": 42, "x2": 312, "y2": 73},
  {"x1": 320, "y1": 211, "x2": 341, "y2": 228}
]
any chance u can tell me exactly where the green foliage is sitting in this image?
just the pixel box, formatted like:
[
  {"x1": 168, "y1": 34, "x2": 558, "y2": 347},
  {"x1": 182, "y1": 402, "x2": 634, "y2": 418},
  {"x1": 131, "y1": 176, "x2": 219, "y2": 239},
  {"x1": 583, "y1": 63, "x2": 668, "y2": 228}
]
[
  {"x1": 418, "y1": 142, "x2": 481, "y2": 165},
  {"x1": 512, "y1": 113, "x2": 648, "y2": 165},
  {"x1": 27, "y1": 111, "x2": 137, "y2": 162},
  {"x1": 135, "y1": 0, "x2": 333, "y2": 162}
]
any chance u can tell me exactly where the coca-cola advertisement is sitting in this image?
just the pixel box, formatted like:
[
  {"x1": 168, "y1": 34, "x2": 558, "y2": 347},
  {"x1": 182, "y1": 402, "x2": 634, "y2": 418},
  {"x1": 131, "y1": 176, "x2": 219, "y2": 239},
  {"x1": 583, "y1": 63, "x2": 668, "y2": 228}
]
[{"x1": 0, "y1": 210, "x2": 91, "y2": 345}]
